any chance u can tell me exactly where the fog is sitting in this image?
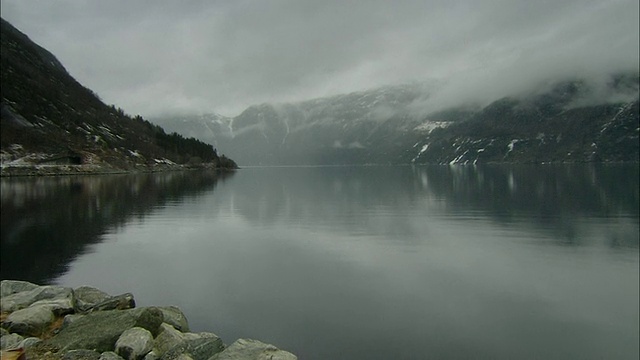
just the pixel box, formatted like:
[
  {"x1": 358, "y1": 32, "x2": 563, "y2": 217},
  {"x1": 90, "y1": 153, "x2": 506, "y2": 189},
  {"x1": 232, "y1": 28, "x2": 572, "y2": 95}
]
[{"x1": 1, "y1": 0, "x2": 638, "y2": 117}]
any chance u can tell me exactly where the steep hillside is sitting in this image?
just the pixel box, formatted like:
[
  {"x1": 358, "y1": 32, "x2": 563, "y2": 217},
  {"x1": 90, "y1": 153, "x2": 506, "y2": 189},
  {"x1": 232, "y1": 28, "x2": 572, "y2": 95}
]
[
  {"x1": 412, "y1": 78, "x2": 639, "y2": 164},
  {"x1": 155, "y1": 76, "x2": 638, "y2": 166},
  {"x1": 0, "y1": 18, "x2": 236, "y2": 175}
]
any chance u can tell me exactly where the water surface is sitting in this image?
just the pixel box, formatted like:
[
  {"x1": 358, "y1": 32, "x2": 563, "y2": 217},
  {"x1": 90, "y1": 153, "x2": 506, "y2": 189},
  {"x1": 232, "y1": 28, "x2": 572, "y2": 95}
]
[{"x1": 1, "y1": 165, "x2": 638, "y2": 359}]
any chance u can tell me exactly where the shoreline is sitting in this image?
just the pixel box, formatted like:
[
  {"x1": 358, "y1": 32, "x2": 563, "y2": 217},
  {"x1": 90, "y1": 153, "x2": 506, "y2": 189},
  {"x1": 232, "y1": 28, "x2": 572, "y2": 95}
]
[
  {"x1": 0, "y1": 280, "x2": 295, "y2": 360},
  {"x1": 0, "y1": 163, "x2": 237, "y2": 178}
]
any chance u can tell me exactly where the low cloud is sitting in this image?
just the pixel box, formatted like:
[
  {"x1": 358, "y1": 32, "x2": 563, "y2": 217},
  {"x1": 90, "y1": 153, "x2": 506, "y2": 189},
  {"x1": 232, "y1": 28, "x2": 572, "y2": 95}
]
[{"x1": 1, "y1": 0, "x2": 638, "y2": 117}]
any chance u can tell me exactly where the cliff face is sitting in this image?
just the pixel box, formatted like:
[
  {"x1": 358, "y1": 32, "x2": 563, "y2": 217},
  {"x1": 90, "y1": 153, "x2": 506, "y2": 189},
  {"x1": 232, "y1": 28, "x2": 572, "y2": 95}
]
[{"x1": 0, "y1": 18, "x2": 235, "y2": 174}]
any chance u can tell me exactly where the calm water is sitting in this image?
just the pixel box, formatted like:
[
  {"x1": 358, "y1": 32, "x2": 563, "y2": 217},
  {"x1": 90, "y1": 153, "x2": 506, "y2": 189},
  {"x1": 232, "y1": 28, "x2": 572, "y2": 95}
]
[{"x1": 1, "y1": 165, "x2": 638, "y2": 359}]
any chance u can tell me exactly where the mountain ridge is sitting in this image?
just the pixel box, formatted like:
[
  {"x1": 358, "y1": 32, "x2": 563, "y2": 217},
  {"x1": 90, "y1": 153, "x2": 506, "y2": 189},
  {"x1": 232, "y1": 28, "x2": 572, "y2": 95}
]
[
  {"x1": 0, "y1": 18, "x2": 237, "y2": 175},
  {"x1": 153, "y1": 76, "x2": 639, "y2": 166}
]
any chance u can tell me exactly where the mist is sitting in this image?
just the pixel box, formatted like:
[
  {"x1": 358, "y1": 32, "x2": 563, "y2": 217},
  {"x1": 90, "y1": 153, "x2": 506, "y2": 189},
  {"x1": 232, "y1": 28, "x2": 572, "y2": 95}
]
[{"x1": 1, "y1": 0, "x2": 637, "y2": 117}]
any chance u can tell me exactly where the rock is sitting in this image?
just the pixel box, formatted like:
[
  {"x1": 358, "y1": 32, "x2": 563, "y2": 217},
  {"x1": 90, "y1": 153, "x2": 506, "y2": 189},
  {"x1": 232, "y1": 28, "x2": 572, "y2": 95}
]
[
  {"x1": 157, "y1": 307, "x2": 189, "y2": 332},
  {"x1": 32, "y1": 296, "x2": 75, "y2": 316},
  {"x1": 81, "y1": 293, "x2": 136, "y2": 314},
  {"x1": 2, "y1": 304, "x2": 55, "y2": 336},
  {"x1": 61, "y1": 314, "x2": 85, "y2": 330},
  {"x1": 153, "y1": 323, "x2": 185, "y2": 357},
  {"x1": 1, "y1": 333, "x2": 24, "y2": 350},
  {"x1": 173, "y1": 355, "x2": 193, "y2": 360},
  {"x1": 209, "y1": 339, "x2": 297, "y2": 360},
  {"x1": 74, "y1": 287, "x2": 111, "y2": 313},
  {"x1": 44, "y1": 307, "x2": 164, "y2": 353},
  {"x1": 1, "y1": 285, "x2": 74, "y2": 314},
  {"x1": 18, "y1": 336, "x2": 42, "y2": 349},
  {"x1": 180, "y1": 333, "x2": 224, "y2": 360},
  {"x1": 143, "y1": 351, "x2": 159, "y2": 360},
  {"x1": 100, "y1": 351, "x2": 126, "y2": 360},
  {"x1": 0, "y1": 280, "x2": 39, "y2": 297},
  {"x1": 160, "y1": 332, "x2": 224, "y2": 360},
  {"x1": 115, "y1": 327, "x2": 153, "y2": 360},
  {"x1": 63, "y1": 349, "x2": 101, "y2": 360},
  {"x1": 0, "y1": 348, "x2": 26, "y2": 360}
]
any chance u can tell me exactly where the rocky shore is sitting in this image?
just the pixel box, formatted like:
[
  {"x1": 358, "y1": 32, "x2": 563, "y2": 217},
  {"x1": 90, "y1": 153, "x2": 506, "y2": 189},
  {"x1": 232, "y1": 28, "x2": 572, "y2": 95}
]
[
  {"x1": 0, "y1": 162, "x2": 233, "y2": 177},
  {"x1": 0, "y1": 280, "x2": 296, "y2": 360}
]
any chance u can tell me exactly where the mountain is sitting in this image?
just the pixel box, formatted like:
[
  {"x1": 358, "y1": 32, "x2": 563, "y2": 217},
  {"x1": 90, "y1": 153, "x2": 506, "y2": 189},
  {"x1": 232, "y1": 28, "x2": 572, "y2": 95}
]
[
  {"x1": 154, "y1": 76, "x2": 638, "y2": 166},
  {"x1": 413, "y1": 77, "x2": 639, "y2": 164},
  {"x1": 0, "y1": 18, "x2": 236, "y2": 175}
]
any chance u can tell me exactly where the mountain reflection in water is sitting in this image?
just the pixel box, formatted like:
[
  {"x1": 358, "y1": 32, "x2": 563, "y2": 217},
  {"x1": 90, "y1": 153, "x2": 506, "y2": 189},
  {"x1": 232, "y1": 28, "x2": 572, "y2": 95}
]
[
  {"x1": 0, "y1": 164, "x2": 637, "y2": 360},
  {"x1": 0, "y1": 171, "x2": 230, "y2": 283}
]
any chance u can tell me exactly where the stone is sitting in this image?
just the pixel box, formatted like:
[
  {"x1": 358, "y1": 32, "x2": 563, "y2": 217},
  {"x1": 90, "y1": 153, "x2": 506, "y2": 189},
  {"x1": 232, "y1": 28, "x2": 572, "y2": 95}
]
[
  {"x1": 143, "y1": 351, "x2": 159, "y2": 360},
  {"x1": 0, "y1": 348, "x2": 26, "y2": 360},
  {"x1": 74, "y1": 287, "x2": 111, "y2": 313},
  {"x1": 61, "y1": 314, "x2": 85, "y2": 330},
  {"x1": 174, "y1": 355, "x2": 193, "y2": 360},
  {"x1": 180, "y1": 333, "x2": 224, "y2": 360},
  {"x1": 63, "y1": 349, "x2": 101, "y2": 360},
  {"x1": 32, "y1": 297, "x2": 75, "y2": 316},
  {"x1": 0, "y1": 280, "x2": 39, "y2": 297},
  {"x1": 3, "y1": 304, "x2": 55, "y2": 336},
  {"x1": 1, "y1": 333, "x2": 24, "y2": 350},
  {"x1": 153, "y1": 323, "x2": 185, "y2": 357},
  {"x1": 209, "y1": 339, "x2": 297, "y2": 360},
  {"x1": 160, "y1": 332, "x2": 224, "y2": 360},
  {"x1": 44, "y1": 307, "x2": 164, "y2": 353},
  {"x1": 157, "y1": 307, "x2": 189, "y2": 332},
  {"x1": 100, "y1": 351, "x2": 126, "y2": 360},
  {"x1": 81, "y1": 293, "x2": 136, "y2": 314},
  {"x1": 115, "y1": 327, "x2": 153, "y2": 360},
  {"x1": 1, "y1": 285, "x2": 74, "y2": 314},
  {"x1": 18, "y1": 337, "x2": 42, "y2": 349}
]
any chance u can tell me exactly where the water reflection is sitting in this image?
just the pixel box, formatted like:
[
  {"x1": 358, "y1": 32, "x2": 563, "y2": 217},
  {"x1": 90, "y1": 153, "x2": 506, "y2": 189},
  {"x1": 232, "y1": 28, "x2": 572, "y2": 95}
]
[
  {"x1": 9, "y1": 165, "x2": 635, "y2": 360},
  {"x1": 225, "y1": 165, "x2": 639, "y2": 248},
  {"x1": 0, "y1": 171, "x2": 231, "y2": 283}
]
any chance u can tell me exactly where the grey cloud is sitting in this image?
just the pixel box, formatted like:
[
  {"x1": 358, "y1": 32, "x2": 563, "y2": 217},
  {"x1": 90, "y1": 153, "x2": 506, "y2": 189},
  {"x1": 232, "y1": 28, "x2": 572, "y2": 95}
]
[{"x1": 1, "y1": 0, "x2": 637, "y2": 117}]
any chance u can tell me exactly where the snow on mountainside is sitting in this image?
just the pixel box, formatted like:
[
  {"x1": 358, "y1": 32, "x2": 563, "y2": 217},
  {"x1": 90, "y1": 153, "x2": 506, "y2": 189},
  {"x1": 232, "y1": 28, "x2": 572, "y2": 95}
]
[
  {"x1": 1, "y1": 18, "x2": 236, "y2": 175},
  {"x1": 154, "y1": 77, "x2": 639, "y2": 166},
  {"x1": 153, "y1": 82, "x2": 458, "y2": 165}
]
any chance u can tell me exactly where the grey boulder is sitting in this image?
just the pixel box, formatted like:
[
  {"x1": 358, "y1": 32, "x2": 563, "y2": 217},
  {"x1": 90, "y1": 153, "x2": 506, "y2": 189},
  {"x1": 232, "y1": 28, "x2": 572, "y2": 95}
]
[
  {"x1": 74, "y1": 286, "x2": 111, "y2": 312},
  {"x1": 44, "y1": 307, "x2": 164, "y2": 353},
  {"x1": 115, "y1": 327, "x2": 153, "y2": 360},
  {"x1": 100, "y1": 351, "x2": 126, "y2": 360},
  {"x1": 63, "y1": 349, "x2": 102, "y2": 360},
  {"x1": 0, "y1": 280, "x2": 39, "y2": 297},
  {"x1": 153, "y1": 323, "x2": 185, "y2": 357},
  {"x1": 80, "y1": 293, "x2": 136, "y2": 314},
  {"x1": 157, "y1": 307, "x2": 189, "y2": 333},
  {"x1": 159, "y1": 330, "x2": 224, "y2": 360},
  {"x1": 1, "y1": 285, "x2": 74, "y2": 315},
  {"x1": 1, "y1": 332, "x2": 24, "y2": 350},
  {"x1": 2, "y1": 304, "x2": 55, "y2": 336},
  {"x1": 19, "y1": 336, "x2": 42, "y2": 349},
  {"x1": 209, "y1": 339, "x2": 297, "y2": 360}
]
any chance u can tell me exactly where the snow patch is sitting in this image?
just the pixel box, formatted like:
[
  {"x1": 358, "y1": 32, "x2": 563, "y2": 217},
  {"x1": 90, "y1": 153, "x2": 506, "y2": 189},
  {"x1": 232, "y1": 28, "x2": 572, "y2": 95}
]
[
  {"x1": 128, "y1": 150, "x2": 143, "y2": 158},
  {"x1": 154, "y1": 158, "x2": 176, "y2": 165},
  {"x1": 414, "y1": 121, "x2": 450, "y2": 133}
]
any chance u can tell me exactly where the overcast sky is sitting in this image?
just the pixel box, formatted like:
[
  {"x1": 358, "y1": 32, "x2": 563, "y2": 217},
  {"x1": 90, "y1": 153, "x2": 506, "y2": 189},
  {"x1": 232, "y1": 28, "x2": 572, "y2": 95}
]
[{"x1": 1, "y1": 0, "x2": 638, "y2": 117}]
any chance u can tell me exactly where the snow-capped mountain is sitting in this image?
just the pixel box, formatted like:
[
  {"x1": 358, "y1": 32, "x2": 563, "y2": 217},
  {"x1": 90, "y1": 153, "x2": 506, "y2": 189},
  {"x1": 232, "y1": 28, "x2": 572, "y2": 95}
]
[
  {"x1": 153, "y1": 74, "x2": 638, "y2": 166},
  {"x1": 153, "y1": 82, "x2": 465, "y2": 165}
]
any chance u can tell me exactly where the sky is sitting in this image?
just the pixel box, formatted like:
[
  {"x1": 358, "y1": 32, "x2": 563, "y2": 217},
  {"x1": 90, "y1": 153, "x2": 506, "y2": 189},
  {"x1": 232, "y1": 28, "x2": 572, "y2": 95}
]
[{"x1": 1, "y1": 0, "x2": 638, "y2": 117}]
